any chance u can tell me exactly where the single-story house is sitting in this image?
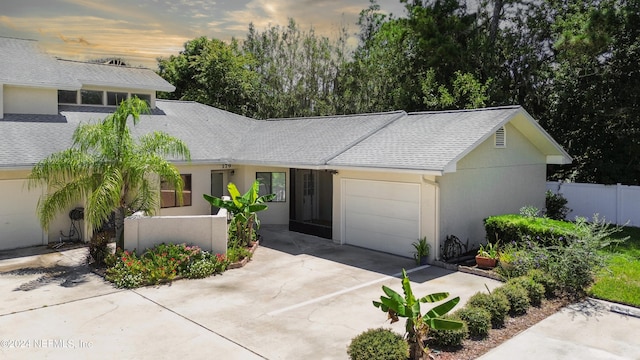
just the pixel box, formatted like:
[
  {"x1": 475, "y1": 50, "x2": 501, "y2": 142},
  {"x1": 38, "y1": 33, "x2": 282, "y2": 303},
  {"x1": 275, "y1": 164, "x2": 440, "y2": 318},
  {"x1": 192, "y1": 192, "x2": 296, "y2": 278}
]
[{"x1": 0, "y1": 37, "x2": 572, "y2": 260}]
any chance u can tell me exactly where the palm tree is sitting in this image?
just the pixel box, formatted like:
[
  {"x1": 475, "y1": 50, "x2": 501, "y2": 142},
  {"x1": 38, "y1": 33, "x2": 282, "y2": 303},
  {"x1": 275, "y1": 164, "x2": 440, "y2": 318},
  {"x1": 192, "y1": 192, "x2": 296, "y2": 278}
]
[{"x1": 28, "y1": 98, "x2": 191, "y2": 250}]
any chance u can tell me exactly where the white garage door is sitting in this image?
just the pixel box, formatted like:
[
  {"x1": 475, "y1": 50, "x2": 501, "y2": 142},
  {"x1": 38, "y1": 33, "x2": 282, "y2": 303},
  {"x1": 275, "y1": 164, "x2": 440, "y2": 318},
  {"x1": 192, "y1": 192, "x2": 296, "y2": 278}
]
[
  {"x1": 0, "y1": 180, "x2": 44, "y2": 250},
  {"x1": 343, "y1": 179, "x2": 420, "y2": 258}
]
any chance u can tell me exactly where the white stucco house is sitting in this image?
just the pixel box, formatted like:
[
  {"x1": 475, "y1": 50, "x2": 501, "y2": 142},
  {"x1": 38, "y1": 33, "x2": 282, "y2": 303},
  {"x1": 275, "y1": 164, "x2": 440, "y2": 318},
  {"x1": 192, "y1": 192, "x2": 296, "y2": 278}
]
[{"x1": 0, "y1": 37, "x2": 571, "y2": 260}]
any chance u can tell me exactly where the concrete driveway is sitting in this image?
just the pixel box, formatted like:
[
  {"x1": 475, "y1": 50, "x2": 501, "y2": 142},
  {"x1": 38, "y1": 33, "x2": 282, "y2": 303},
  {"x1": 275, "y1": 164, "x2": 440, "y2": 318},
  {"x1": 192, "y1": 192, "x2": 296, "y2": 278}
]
[{"x1": 1, "y1": 225, "x2": 638, "y2": 359}]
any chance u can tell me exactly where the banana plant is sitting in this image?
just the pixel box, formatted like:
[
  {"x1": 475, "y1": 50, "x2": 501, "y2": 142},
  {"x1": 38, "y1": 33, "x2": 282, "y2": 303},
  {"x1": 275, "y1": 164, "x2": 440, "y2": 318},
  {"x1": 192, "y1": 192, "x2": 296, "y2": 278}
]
[
  {"x1": 203, "y1": 180, "x2": 275, "y2": 247},
  {"x1": 373, "y1": 269, "x2": 462, "y2": 360}
]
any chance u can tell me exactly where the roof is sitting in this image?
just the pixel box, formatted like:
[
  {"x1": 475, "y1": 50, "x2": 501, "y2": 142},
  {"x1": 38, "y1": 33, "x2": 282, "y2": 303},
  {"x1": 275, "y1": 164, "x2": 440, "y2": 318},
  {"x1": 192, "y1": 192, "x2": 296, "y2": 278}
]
[
  {"x1": 0, "y1": 37, "x2": 79, "y2": 90},
  {"x1": 0, "y1": 102, "x2": 571, "y2": 173},
  {"x1": 0, "y1": 37, "x2": 174, "y2": 92},
  {"x1": 57, "y1": 60, "x2": 175, "y2": 92}
]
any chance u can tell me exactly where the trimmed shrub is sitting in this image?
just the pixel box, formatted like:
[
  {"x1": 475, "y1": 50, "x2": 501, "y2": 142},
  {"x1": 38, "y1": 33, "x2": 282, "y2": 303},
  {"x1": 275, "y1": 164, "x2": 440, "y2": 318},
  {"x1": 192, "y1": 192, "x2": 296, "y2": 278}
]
[
  {"x1": 507, "y1": 276, "x2": 545, "y2": 306},
  {"x1": 88, "y1": 231, "x2": 112, "y2": 267},
  {"x1": 428, "y1": 314, "x2": 469, "y2": 348},
  {"x1": 495, "y1": 283, "x2": 530, "y2": 316},
  {"x1": 527, "y1": 269, "x2": 558, "y2": 298},
  {"x1": 455, "y1": 306, "x2": 491, "y2": 339},
  {"x1": 545, "y1": 190, "x2": 571, "y2": 220},
  {"x1": 484, "y1": 214, "x2": 576, "y2": 246},
  {"x1": 467, "y1": 291, "x2": 510, "y2": 328},
  {"x1": 347, "y1": 328, "x2": 408, "y2": 360}
]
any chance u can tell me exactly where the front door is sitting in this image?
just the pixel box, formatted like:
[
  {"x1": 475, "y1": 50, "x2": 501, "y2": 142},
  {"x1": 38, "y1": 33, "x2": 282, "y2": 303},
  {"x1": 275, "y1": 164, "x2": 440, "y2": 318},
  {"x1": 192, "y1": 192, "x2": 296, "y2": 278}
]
[
  {"x1": 289, "y1": 168, "x2": 333, "y2": 238},
  {"x1": 210, "y1": 172, "x2": 224, "y2": 215}
]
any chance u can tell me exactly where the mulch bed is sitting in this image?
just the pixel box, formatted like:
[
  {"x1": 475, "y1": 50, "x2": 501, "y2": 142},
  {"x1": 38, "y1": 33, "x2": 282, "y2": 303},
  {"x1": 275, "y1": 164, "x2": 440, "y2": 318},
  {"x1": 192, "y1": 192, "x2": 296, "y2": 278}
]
[{"x1": 430, "y1": 297, "x2": 570, "y2": 360}]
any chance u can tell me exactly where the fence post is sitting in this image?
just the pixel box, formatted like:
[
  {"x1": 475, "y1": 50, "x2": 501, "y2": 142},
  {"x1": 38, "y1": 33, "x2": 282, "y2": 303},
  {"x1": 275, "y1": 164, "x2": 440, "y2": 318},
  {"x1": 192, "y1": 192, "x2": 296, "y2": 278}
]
[{"x1": 616, "y1": 183, "x2": 622, "y2": 225}]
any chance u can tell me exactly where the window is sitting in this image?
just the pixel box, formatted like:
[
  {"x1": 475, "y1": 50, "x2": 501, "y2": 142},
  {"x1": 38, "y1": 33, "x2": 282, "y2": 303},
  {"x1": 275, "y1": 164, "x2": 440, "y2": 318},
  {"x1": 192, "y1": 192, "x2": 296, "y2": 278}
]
[
  {"x1": 107, "y1": 92, "x2": 128, "y2": 106},
  {"x1": 160, "y1": 174, "x2": 192, "y2": 208},
  {"x1": 256, "y1": 172, "x2": 286, "y2": 202},
  {"x1": 58, "y1": 90, "x2": 77, "y2": 104},
  {"x1": 132, "y1": 93, "x2": 151, "y2": 105},
  {"x1": 81, "y1": 90, "x2": 103, "y2": 105},
  {"x1": 495, "y1": 126, "x2": 506, "y2": 148}
]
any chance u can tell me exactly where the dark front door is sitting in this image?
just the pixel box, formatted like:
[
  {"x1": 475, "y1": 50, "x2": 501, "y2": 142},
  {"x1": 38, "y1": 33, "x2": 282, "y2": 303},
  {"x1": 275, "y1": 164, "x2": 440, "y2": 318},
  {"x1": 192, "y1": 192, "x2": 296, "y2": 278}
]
[{"x1": 289, "y1": 168, "x2": 333, "y2": 239}]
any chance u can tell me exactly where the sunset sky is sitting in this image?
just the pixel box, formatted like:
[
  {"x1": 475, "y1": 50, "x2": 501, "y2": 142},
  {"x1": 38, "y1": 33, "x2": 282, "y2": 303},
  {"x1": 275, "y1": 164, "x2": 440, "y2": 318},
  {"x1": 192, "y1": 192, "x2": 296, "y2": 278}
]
[{"x1": 0, "y1": 0, "x2": 406, "y2": 69}]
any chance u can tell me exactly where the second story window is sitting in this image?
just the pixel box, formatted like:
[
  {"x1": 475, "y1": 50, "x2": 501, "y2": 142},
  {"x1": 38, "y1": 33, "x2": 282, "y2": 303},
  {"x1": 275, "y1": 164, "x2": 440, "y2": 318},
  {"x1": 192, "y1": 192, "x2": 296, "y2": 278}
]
[
  {"x1": 81, "y1": 90, "x2": 103, "y2": 105},
  {"x1": 58, "y1": 90, "x2": 77, "y2": 104},
  {"x1": 107, "y1": 92, "x2": 128, "y2": 106}
]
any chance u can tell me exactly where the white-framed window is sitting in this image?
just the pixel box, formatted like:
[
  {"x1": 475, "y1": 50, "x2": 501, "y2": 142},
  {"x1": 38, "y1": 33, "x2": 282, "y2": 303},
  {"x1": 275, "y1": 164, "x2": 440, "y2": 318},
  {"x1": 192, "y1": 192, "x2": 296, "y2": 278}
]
[
  {"x1": 160, "y1": 174, "x2": 192, "y2": 208},
  {"x1": 107, "y1": 91, "x2": 128, "y2": 106},
  {"x1": 81, "y1": 90, "x2": 103, "y2": 105},
  {"x1": 256, "y1": 172, "x2": 286, "y2": 202}
]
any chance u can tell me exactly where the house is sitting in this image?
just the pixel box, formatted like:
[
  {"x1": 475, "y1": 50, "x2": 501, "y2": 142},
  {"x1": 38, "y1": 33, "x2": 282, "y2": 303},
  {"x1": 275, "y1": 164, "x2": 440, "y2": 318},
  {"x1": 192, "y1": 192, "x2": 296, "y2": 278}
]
[{"x1": 0, "y1": 37, "x2": 572, "y2": 260}]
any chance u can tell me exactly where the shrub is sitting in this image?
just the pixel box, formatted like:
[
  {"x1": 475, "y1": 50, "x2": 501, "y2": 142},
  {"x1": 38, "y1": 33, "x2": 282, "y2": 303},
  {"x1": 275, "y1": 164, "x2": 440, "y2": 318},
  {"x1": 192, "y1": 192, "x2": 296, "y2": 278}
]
[
  {"x1": 545, "y1": 189, "x2": 571, "y2": 220},
  {"x1": 88, "y1": 231, "x2": 112, "y2": 267},
  {"x1": 347, "y1": 328, "x2": 408, "y2": 360},
  {"x1": 467, "y1": 291, "x2": 510, "y2": 328},
  {"x1": 455, "y1": 306, "x2": 491, "y2": 339},
  {"x1": 226, "y1": 245, "x2": 252, "y2": 263},
  {"x1": 495, "y1": 283, "x2": 530, "y2": 316},
  {"x1": 105, "y1": 243, "x2": 228, "y2": 288},
  {"x1": 527, "y1": 269, "x2": 558, "y2": 298},
  {"x1": 484, "y1": 214, "x2": 576, "y2": 246},
  {"x1": 428, "y1": 314, "x2": 468, "y2": 348},
  {"x1": 507, "y1": 276, "x2": 545, "y2": 306}
]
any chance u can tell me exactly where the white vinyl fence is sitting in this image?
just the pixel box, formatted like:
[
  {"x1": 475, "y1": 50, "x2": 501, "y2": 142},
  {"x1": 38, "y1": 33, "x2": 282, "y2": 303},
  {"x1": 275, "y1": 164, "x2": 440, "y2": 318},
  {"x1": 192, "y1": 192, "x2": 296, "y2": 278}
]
[{"x1": 546, "y1": 182, "x2": 640, "y2": 226}]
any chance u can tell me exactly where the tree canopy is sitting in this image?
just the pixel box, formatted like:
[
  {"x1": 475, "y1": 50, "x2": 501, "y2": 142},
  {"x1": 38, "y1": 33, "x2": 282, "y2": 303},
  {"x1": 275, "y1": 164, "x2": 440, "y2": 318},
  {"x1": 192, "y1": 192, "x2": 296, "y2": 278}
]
[{"x1": 157, "y1": 0, "x2": 640, "y2": 185}]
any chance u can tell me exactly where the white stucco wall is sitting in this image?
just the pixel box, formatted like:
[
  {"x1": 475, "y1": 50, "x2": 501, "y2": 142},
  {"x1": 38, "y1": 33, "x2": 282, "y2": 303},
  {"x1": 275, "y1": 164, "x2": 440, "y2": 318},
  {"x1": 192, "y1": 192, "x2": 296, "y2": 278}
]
[
  {"x1": 332, "y1": 170, "x2": 439, "y2": 260},
  {"x1": 438, "y1": 122, "x2": 547, "y2": 250},
  {"x1": 3, "y1": 86, "x2": 58, "y2": 115},
  {"x1": 124, "y1": 211, "x2": 228, "y2": 254}
]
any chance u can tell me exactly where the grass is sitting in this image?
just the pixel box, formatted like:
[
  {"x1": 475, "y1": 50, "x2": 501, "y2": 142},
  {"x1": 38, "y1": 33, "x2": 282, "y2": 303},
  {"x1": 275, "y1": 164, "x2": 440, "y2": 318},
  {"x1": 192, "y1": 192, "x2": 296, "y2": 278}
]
[{"x1": 588, "y1": 226, "x2": 640, "y2": 307}]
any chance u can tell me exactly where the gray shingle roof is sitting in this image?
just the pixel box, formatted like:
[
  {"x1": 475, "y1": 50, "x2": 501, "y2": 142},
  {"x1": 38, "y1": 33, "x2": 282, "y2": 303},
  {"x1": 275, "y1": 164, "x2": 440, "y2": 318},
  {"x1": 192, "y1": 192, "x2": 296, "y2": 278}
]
[
  {"x1": 57, "y1": 60, "x2": 175, "y2": 92},
  {"x1": 328, "y1": 106, "x2": 523, "y2": 171},
  {"x1": 0, "y1": 101, "x2": 568, "y2": 172},
  {"x1": 0, "y1": 37, "x2": 79, "y2": 89}
]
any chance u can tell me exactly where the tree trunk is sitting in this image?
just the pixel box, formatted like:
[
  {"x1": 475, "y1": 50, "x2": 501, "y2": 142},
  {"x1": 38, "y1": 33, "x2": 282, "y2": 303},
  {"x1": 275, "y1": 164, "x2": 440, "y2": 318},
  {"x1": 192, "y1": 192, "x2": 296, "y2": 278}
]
[{"x1": 114, "y1": 207, "x2": 126, "y2": 251}]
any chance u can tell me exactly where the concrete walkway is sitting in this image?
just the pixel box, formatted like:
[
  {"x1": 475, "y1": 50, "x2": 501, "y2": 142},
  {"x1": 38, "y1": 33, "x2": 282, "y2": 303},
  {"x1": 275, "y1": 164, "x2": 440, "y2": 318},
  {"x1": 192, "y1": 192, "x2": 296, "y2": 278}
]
[{"x1": 1, "y1": 225, "x2": 638, "y2": 359}]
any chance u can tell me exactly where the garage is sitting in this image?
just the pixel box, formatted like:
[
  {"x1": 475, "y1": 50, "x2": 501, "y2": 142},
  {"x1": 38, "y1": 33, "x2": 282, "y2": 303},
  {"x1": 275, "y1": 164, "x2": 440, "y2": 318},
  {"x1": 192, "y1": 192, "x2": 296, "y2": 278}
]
[
  {"x1": 342, "y1": 179, "x2": 420, "y2": 258},
  {"x1": 0, "y1": 179, "x2": 45, "y2": 250}
]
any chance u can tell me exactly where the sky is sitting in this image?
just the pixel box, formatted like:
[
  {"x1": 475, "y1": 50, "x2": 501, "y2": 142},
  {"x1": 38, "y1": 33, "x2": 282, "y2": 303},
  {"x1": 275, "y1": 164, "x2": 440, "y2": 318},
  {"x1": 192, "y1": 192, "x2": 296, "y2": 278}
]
[{"x1": 0, "y1": 0, "x2": 406, "y2": 69}]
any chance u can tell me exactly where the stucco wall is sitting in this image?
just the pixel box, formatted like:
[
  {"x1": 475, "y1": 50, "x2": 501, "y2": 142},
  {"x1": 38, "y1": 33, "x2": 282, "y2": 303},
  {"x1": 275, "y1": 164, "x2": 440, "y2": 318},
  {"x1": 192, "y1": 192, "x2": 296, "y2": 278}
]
[
  {"x1": 232, "y1": 165, "x2": 289, "y2": 225},
  {"x1": 332, "y1": 170, "x2": 439, "y2": 260},
  {"x1": 438, "y1": 122, "x2": 547, "y2": 250},
  {"x1": 4, "y1": 86, "x2": 58, "y2": 115},
  {"x1": 124, "y1": 211, "x2": 228, "y2": 254}
]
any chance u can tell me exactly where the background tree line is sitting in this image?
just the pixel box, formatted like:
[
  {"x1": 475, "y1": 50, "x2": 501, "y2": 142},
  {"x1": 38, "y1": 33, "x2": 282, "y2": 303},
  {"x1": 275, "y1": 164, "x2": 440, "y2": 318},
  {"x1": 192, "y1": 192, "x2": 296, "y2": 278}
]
[{"x1": 157, "y1": 0, "x2": 640, "y2": 185}]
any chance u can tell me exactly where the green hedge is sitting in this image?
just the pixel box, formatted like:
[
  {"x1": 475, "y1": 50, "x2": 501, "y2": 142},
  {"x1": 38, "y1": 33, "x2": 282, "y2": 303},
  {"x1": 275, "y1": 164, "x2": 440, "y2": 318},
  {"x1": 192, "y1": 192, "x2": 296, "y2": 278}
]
[{"x1": 484, "y1": 214, "x2": 577, "y2": 245}]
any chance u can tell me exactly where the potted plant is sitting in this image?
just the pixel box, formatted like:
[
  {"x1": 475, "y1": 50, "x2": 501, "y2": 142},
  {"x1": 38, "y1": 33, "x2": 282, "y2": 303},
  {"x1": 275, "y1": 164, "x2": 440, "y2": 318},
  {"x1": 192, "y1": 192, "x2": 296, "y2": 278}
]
[
  {"x1": 412, "y1": 237, "x2": 430, "y2": 265},
  {"x1": 475, "y1": 242, "x2": 499, "y2": 269}
]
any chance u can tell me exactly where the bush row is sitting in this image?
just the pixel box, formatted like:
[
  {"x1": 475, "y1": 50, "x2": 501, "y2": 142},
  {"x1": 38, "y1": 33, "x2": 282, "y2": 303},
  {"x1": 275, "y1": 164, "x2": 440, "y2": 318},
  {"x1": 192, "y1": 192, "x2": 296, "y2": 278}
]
[{"x1": 484, "y1": 214, "x2": 577, "y2": 246}]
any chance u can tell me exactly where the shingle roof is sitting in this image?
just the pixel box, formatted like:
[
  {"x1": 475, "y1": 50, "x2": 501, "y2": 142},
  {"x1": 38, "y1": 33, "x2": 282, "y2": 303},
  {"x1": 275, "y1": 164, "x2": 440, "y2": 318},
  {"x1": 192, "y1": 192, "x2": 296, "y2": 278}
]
[
  {"x1": 57, "y1": 60, "x2": 175, "y2": 92},
  {"x1": 0, "y1": 37, "x2": 79, "y2": 89},
  {"x1": 0, "y1": 101, "x2": 569, "y2": 172},
  {"x1": 328, "y1": 106, "x2": 523, "y2": 171}
]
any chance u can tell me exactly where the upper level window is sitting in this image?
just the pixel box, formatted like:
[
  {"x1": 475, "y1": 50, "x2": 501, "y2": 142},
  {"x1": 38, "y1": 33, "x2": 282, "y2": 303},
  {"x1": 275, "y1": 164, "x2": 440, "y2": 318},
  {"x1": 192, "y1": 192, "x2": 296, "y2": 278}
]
[
  {"x1": 256, "y1": 172, "x2": 286, "y2": 202},
  {"x1": 58, "y1": 90, "x2": 77, "y2": 104},
  {"x1": 107, "y1": 92, "x2": 128, "y2": 106},
  {"x1": 81, "y1": 90, "x2": 103, "y2": 105},
  {"x1": 160, "y1": 174, "x2": 192, "y2": 208}
]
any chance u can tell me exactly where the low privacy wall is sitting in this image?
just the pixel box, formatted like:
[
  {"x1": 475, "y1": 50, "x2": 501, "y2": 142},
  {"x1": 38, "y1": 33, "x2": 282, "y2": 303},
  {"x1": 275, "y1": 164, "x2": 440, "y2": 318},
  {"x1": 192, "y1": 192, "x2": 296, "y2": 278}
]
[{"x1": 124, "y1": 209, "x2": 228, "y2": 255}]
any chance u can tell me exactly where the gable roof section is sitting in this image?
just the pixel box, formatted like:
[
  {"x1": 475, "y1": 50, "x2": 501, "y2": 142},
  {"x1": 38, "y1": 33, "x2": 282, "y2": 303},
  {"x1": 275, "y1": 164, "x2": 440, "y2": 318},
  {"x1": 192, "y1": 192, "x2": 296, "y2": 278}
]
[
  {"x1": 57, "y1": 60, "x2": 176, "y2": 92},
  {"x1": 327, "y1": 106, "x2": 571, "y2": 173},
  {"x1": 0, "y1": 37, "x2": 79, "y2": 90}
]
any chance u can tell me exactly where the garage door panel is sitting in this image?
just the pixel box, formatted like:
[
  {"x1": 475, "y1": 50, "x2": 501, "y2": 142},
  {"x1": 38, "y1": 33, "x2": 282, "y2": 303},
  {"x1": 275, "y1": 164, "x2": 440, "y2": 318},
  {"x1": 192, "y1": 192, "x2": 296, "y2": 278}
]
[
  {"x1": 344, "y1": 179, "x2": 420, "y2": 258},
  {"x1": 345, "y1": 195, "x2": 418, "y2": 220},
  {"x1": 0, "y1": 180, "x2": 44, "y2": 250}
]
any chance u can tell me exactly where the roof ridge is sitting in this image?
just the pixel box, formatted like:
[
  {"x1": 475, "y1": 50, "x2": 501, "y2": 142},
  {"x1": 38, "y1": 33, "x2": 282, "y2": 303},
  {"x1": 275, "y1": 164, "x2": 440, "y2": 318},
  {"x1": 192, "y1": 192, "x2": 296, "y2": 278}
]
[
  {"x1": 0, "y1": 36, "x2": 37, "y2": 42},
  {"x1": 266, "y1": 110, "x2": 405, "y2": 122},
  {"x1": 408, "y1": 105, "x2": 521, "y2": 116},
  {"x1": 57, "y1": 58, "x2": 153, "y2": 71},
  {"x1": 320, "y1": 111, "x2": 408, "y2": 164}
]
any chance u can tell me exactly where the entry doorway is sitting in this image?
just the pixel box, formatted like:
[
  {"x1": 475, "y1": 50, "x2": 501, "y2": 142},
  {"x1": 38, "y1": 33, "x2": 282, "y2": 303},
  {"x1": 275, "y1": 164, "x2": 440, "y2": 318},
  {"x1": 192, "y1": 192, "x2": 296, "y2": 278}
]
[
  {"x1": 210, "y1": 171, "x2": 225, "y2": 215},
  {"x1": 289, "y1": 169, "x2": 333, "y2": 238}
]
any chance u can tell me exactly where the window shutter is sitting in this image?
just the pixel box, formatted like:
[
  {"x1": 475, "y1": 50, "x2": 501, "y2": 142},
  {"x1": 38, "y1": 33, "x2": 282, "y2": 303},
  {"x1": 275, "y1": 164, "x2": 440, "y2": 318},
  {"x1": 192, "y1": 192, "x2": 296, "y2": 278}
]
[{"x1": 495, "y1": 126, "x2": 506, "y2": 148}]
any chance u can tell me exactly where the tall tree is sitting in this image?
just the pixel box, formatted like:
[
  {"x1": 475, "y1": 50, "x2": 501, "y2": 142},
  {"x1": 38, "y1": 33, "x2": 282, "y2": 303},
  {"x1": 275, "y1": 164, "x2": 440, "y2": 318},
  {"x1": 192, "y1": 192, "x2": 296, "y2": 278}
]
[
  {"x1": 28, "y1": 98, "x2": 191, "y2": 250},
  {"x1": 157, "y1": 36, "x2": 258, "y2": 116}
]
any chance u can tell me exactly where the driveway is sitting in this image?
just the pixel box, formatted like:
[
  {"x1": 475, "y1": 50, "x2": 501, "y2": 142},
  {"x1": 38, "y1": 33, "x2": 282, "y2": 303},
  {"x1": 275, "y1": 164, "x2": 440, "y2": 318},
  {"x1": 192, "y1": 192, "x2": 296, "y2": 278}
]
[{"x1": 0, "y1": 225, "x2": 638, "y2": 359}]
